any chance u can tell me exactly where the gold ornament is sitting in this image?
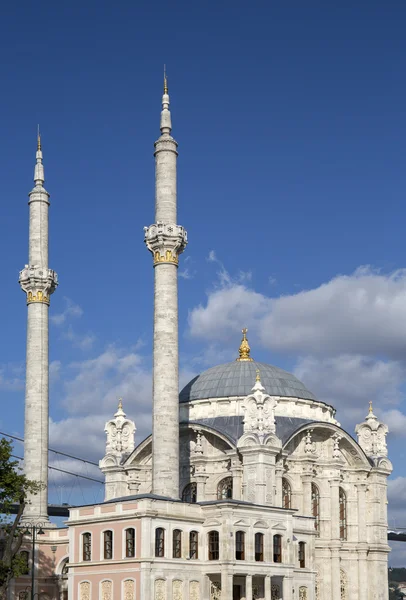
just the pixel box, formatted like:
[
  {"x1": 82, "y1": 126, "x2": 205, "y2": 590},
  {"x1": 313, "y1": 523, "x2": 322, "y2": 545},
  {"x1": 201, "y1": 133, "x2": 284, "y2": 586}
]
[
  {"x1": 236, "y1": 328, "x2": 253, "y2": 361},
  {"x1": 27, "y1": 290, "x2": 50, "y2": 305}
]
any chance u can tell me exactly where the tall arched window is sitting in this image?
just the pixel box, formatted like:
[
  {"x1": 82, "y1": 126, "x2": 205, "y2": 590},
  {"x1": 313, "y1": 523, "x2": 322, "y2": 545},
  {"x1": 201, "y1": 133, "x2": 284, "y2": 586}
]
[
  {"x1": 311, "y1": 483, "x2": 320, "y2": 535},
  {"x1": 339, "y1": 488, "x2": 347, "y2": 541},
  {"x1": 217, "y1": 476, "x2": 233, "y2": 499},
  {"x1": 82, "y1": 533, "x2": 91, "y2": 561},
  {"x1": 125, "y1": 528, "x2": 135, "y2": 558},
  {"x1": 298, "y1": 541, "x2": 306, "y2": 568},
  {"x1": 19, "y1": 550, "x2": 29, "y2": 574},
  {"x1": 182, "y1": 482, "x2": 197, "y2": 503},
  {"x1": 103, "y1": 531, "x2": 113, "y2": 559},
  {"x1": 155, "y1": 528, "x2": 165, "y2": 557},
  {"x1": 273, "y1": 534, "x2": 282, "y2": 563},
  {"x1": 173, "y1": 529, "x2": 182, "y2": 558},
  {"x1": 189, "y1": 531, "x2": 198, "y2": 559},
  {"x1": 235, "y1": 531, "x2": 245, "y2": 560},
  {"x1": 255, "y1": 533, "x2": 264, "y2": 561},
  {"x1": 282, "y1": 478, "x2": 292, "y2": 509},
  {"x1": 208, "y1": 531, "x2": 219, "y2": 560}
]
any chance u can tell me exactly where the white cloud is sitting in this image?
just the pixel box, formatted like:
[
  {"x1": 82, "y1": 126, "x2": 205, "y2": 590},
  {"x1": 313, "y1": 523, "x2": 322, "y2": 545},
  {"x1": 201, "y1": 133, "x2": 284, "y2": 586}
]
[
  {"x1": 51, "y1": 298, "x2": 83, "y2": 326},
  {"x1": 62, "y1": 327, "x2": 96, "y2": 350},
  {"x1": 189, "y1": 266, "x2": 406, "y2": 360},
  {"x1": 293, "y1": 354, "x2": 406, "y2": 426}
]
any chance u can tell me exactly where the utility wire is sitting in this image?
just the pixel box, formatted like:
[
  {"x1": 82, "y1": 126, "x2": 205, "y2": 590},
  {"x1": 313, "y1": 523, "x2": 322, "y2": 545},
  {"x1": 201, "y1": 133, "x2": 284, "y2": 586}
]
[
  {"x1": 11, "y1": 454, "x2": 104, "y2": 484},
  {"x1": 0, "y1": 430, "x2": 99, "y2": 466}
]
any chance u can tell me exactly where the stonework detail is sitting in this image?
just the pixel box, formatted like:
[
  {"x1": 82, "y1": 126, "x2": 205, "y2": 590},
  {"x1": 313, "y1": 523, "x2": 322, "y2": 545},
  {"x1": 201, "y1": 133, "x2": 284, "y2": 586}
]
[
  {"x1": 271, "y1": 584, "x2": 280, "y2": 600},
  {"x1": 340, "y1": 570, "x2": 347, "y2": 600},
  {"x1": 19, "y1": 265, "x2": 58, "y2": 305},
  {"x1": 189, "y1": 581, "x2": 200, "y2": 600},
  {"x1": 155, "y1": 579, "x2": 166, "y2": 600},
  {"x1": 101, "y1": 580, "x2": 112, "y2": 600},
  {"x1": 299, "y1": 587, "x2": 308, "y2": 600},
  {"x1": 104, "y1": 400, "x2": 136, "y2": 456},
  {"x1": 123, "y1": 579, "x2": 135, "y2": 600},
  {"x1": 356, "y1": 404, "x2": 388, "y2": 457},
  {"x1": 172, "y1": 579, "x2": 183, "y2": 600},
  {"x1": 79, "y1": 582, "x2": 90, "y2": 600},
  {"x1": 210, "y1": 581, "x2": 221, "y2": 600},
  {"x1": 144, "y1": 222, "x2": 187, "y2": 265},
  {"x1": 242, "y1": 377, "x2": 277, "y2": 435}
]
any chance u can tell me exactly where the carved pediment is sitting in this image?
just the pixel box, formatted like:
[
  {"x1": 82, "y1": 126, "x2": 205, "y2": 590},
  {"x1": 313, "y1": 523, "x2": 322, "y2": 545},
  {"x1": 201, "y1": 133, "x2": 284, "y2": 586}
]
[
  {"x1": 253, "y1": 520, "x2": 269, "y2": 529},
  {"x1": 233, "y1": 519, "x2": 250, "y2": 527},
  {"x1": 272, "y1": 523, "x2": 287, "y2": 531},
  {"x1": 203, "y1": 519, "x2": 221, "y2": 527}
]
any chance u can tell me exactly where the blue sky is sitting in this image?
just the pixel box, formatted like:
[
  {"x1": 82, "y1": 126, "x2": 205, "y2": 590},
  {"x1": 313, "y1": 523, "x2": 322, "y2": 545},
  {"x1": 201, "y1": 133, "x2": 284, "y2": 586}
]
[{"x1": 1, "y1": 0, "x2": 406, "y2": 563}]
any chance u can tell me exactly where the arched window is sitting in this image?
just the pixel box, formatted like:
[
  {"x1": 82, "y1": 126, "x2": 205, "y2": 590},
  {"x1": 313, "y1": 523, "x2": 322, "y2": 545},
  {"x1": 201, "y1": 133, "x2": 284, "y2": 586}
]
[
  {"x1": 255, "y1": 533, "x2": 264, "y2": 561},
  {"x1": 217, "y1": 476, "x2": 233, "y2": 499},
  {"x1": 19, "y1": 550, "x2": 29, "y2": 574},
  {"x1": 235, "y1": 531, "x2": 245, "y2": 560},
  {"x1": 298, "y1": 541, "x2": 306, "y2": 568},
  {"x1": 282, "y1": 478, "x2": 292, "y2": 509},
  {"x1": 189, "y1": 531, "x2": 198, "y2": 559},
  {"x1": 125, "y1": 528, "x2": 135, "y2": 558},
  {"x1": 208, "y1": 531, "x2": 219, "y2": 560},
  {"x1": 182, "y1": 482, "x2": 197, "y2": 503},
  {"x1": 82, "y1": 533, "x2": 91, "y2": 561},
  {"x1": 311, "y1": 483, "x2": 320, "y2": 535},
  {"x1": 273, "y1": 534, "x2": 282, "y2": 563},
  {"x1": 339, "y1": 488, "x2": 347, "y2": 541},
  {"x1": 103, "y1": 530, "x2": 113, "y2": 559},
  {"x1": 155, "y1": 528, "x2": 165, "y2": 557},
  {"x1": 173, "y1": 529, "x2": 182, "y2": 558}
]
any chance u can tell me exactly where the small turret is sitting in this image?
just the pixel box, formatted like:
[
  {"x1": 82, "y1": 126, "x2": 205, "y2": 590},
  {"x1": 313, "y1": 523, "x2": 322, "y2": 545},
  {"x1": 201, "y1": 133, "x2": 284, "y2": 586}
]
[{"x1": 355, "y1": 401, "x2": 388, "y2": 458}]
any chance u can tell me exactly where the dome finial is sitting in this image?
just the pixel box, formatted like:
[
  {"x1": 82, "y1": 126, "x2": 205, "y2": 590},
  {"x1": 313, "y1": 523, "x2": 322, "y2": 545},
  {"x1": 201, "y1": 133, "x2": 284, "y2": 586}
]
[
  {"x1": 369, "y1": 400, "x2": 373, "y2": 414},
  {"x1": 255, "y1": 368, "x2": 261, "y2": 382},
  {"x1": 236, "y1": 328, "x2": 253, "y2": 362}
]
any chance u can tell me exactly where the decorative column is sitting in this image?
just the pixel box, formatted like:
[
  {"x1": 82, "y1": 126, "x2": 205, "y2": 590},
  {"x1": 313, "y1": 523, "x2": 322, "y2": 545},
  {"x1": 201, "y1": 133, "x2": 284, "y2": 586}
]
[
  {"x1": 356, "y1": 483, "x2": 368, "y2": 600},
  {"x1": 282, "y1": 576, "x2": 293, "y2": 600},
  {"x1": 144, "y1": 74, "x2": 187, "y2": 498},
  {"x1": 19, "y1": 134, "x2": 58, "y2": 521},
  {"x1": 246, "y1": 575, "x2": 253, "y2": 600},
  {"x1": 264, "y1": 575, "x2": 271, "y2": 600},
  {"x1": 301, "y1": 472, "x2": 312, "y2": 516}
]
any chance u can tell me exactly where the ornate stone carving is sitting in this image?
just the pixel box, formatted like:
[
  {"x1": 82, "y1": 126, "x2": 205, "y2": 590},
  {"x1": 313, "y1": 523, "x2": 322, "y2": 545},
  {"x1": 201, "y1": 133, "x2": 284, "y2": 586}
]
[
  {"x1": 79, "y1": 582, "x2": 90, "y2": 600},
  {"x1": 193, "y1": 430, "x2": 204, "y2": 455},
  {"x1": 315, "y1": 569, "x2": 321, "y2": 600},
  {"x1": 189, "y1": 581, "x2": 200, "y2": 600},
  {"x1": 101, "y1": 581, "x2": 112, "y2": 600},
  {"x1": 242, "y1": 375, "x2": 277, "y2": 435},
  {"x1": 299, "y1": 587, "x2": 308, "y2": 600},
  {"x1": 144, "y1": 222, "x2": 187, "y2": 266},
  {"x1": 19, "y1": 265, "x2": 58, "y2": 305},
  {"x1": 355, "y1": 404, "x2": 388, "y2": 457},
  {"x1": 340, "y1": 569, "x2": 348, "y2": 600},
  {"x1": 173, "y1": 580, "x2": 183, "y2": 600},
  {"x1": 271, "y1": 584, "x2": 280, "y2": 600},
  {"x1": 123, "y1": 579, "x2": 135, "y2": 600},
  {"x1": 155, "y1": 579, "x2": 166, "y2": 600},
  {"x1": 304, "y1": 430, "x2": 316, "y2": 454},
  {"x1": 210, "y1": 582, "x2": 221, "y2": 600},
  {"x1": 332, "y1": 433, "x2": 342, "y2": 459},
  {"x1": 104, "y1": 400, "x2": 136, "y2": 457}
]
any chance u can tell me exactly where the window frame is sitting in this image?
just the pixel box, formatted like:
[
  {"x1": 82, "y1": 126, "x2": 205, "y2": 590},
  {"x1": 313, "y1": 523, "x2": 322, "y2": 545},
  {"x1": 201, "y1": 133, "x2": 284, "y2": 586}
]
[
  {"x1": 155, "y1": 527, "x2": 165, "y2": 558},
  {"x1": 103, "y1": 530, "x2": 113, "y2": 560},
  {"x1": 339, "y1": 487, "x2": 347, "y2": 541},
  {"x1": 125, "y1": 527, "x2": 135, "y2": 558},
  {"x1": 282, "y1": 477, "x2": 292, "y2": 509},
  {"x1": 182, "y1": 482, "x2": 197, "y2": 503},
  {"x1": 311, "y1": 483, "x2": 320, "y2": 535},
  {"x1": 189, "y1": 530, "x2": 199, "y2": 559},
  {"x1": 273, "y1": 534, "x2": 282, "y2": 563},
  {"x1": 254, "y1": 532, "x2": 264, "y2": 562},
  {"x1": 208, "y1": 530, "x2": 219, "y2": 560},
  {"x1": 82, "y1": 532, "x2": 92, "y2": 562},
  {"x1": 235, "y1": 530, "x2": 245, "y2": 560},
  {"x1": 298, "y1": 541, "x2": 306, "y2": 568},
  {"x1": 173, "y1": 529, "x2": 182, "y2": 559},
  {"x1": 217, "y1": 476, "x2": 233, "y2": 500}
]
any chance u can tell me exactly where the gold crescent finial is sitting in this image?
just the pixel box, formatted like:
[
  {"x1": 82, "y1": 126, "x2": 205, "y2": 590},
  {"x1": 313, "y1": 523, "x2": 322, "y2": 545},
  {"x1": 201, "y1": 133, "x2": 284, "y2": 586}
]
[
  {"x1": 256, "y1": 368, "x2": 261, "y2": 382},
  {"x1": 118, "y1": 397, "x2": 123, "y2": 410},
  {"x1": 163, "y1": 65, "x2": 168, "y2": 94},
  {"x1": 37, "y1": 124, "x2": 41, "y2": 151},
  {"x1": 369, "y1": 400, "x2": 373, "y2": 414},
  {"x1": 236, "y1": 328, "x2": 253, "y2": 361}
]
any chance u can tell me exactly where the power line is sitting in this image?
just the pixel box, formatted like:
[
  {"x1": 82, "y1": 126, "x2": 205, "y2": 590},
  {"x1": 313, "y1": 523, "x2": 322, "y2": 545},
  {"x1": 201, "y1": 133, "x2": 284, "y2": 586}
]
[
  {"x1": 0, "y1": 430, "x2": 99, "y2": 466},
  {"x1": 11, "y1": 454, "x2": 104, "y2": 484}
]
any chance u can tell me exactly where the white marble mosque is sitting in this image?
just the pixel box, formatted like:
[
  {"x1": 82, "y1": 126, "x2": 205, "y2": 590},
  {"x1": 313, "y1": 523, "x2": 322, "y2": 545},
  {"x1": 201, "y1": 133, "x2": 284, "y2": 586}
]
[{"x1": 11, "y1": 76, "x2": 392, "y2": 600}]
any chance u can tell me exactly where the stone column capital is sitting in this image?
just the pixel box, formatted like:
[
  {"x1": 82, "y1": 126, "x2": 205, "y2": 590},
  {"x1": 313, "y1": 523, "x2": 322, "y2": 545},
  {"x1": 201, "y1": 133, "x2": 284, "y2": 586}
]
[
  {"x1": 19, "y1": 264, "x2": 58, "y2": 305},
  {"x1": 144, "y1": 222, "x2": 187, "y2": 266}
]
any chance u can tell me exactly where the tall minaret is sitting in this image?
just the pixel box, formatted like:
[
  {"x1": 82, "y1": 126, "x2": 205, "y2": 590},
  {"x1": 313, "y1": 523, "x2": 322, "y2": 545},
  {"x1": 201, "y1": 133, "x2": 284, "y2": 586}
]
[
  {"x1": 19, "y1": 132, "x2": 58, "y2": 520},
  {"x1": 144, "y1": 74, "x2": 187, "y2": 498}
]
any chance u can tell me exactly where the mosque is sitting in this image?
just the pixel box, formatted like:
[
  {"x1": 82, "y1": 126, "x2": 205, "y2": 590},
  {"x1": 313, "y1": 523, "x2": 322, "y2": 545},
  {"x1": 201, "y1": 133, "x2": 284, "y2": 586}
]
[{"x1": 10, "y1": 78, "x2": 392, "y2": 600}]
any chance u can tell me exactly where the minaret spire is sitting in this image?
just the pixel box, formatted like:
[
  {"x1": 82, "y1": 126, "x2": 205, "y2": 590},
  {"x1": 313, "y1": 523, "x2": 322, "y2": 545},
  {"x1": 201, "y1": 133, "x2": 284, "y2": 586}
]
[
  {"x1": 144, "y1": 75, "x2": 187, "y2": 498},
  {"x1": 19, "y1": 134, "x2": 58, "y2": 521}
]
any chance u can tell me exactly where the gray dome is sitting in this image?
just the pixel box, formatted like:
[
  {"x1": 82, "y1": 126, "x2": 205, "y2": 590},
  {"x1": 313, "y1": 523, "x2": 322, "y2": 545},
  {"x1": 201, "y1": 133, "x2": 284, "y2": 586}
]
[{"x1": 179, "y1": 360, "x2": 317, "y2": 403}]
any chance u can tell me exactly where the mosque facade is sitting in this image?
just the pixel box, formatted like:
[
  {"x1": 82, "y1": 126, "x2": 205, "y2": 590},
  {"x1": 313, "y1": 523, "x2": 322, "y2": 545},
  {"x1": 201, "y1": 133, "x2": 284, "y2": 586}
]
[{"x1": 10, "y1": 78, "x2": 392, "y2": 600}]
